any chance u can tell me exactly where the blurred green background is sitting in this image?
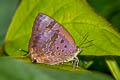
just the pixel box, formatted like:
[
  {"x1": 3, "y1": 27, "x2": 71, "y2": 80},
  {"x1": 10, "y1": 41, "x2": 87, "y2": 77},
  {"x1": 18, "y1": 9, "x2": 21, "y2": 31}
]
[
  {"x1": 87, "y1": 0, "x2": 120, "y2": 32},
  {"x1": 0, "y1": 0, "x2": 20, "y2": 45}
]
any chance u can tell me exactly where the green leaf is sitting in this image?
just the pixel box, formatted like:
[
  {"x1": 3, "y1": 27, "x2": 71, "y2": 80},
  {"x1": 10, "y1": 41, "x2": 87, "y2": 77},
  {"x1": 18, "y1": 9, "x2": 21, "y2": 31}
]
[
  {"x1": 0, "y1": 57, "x2": 114, "y2": 80},
  {"x1": 83, "y1": 1, "x2": 120, "y2": 79},
  {"x1": 0, "y1": 0, "x2": 19, "y2": 45},
  {"x1": 4, "y1": 0, "x2": 120, "y2": 56},
  {"x1": 18, "y1": 57, "x2": 87, "y2": 72},
  {"x1": 105, "y1": 57, "x2": 120, "y2": 80}
]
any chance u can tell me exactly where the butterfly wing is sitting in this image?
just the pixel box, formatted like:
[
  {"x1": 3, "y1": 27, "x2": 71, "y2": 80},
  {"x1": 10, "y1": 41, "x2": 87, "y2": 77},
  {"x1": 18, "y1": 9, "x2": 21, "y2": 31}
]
[
  {"x1": 29, "y1": 29, "x2": 77, "y2": 64},
  {"x1": 29, "y1": 13, "x2": 80, "y2": 64},
  {"x1": 33, "y1": 13, "x2": 76, "y2": 48}
]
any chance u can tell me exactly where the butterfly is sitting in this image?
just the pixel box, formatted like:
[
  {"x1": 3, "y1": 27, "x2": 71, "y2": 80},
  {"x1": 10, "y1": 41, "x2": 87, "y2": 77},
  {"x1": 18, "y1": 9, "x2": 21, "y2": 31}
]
[{"x1": 28, "y1": 13, "x2": 81, "y2": 66}]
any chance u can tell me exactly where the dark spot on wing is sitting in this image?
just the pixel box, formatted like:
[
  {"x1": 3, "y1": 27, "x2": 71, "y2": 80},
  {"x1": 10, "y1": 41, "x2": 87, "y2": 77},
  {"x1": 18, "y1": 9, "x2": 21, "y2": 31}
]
[
  {"x1": 64, "y1": 45, "x2": 67, "y2": 48},
  {"x1": 32, "y1": 44, "x2": 36, "y2": 48},
  {"x1": 35, "y1": 36, "x2": 40, "y2": 40},
  {"x1": 49, "y1": 33, "x2": 58, "y2": 49},
  {"x1": 36, "y1": 27, "x2": 39, "y2": 31},
  {"x1": 57, "y1": 47, "x2": 59, "y2": 49},
  {"x1": 51, "y1": 52, "x2": 55, "y2": 56},
  {"x1": 32, "y1": 39, "x2": 39, "y2": 48},
  {"x1": 56, "y1": 30, "x2": 60, "y2": 32},
  {"x1": 58, "y1": 53, "x2": 60, "y2": 55},
  {"x1": 46, "y1": 21, "x2": 56, "y2": 29},
  {"x1": 60, "y1": 39, "x2": 64, "y2": 43},
  {"x1": 33, "y1": 39, "x2": 38, "y2": 44}
]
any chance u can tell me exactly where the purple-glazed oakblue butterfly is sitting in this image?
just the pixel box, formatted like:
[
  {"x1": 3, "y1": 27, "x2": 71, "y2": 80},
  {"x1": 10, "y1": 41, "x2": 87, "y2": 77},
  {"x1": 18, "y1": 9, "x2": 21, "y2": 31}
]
[{"x1": 28, "y1": 13, "x2": 81, "y2": 66}]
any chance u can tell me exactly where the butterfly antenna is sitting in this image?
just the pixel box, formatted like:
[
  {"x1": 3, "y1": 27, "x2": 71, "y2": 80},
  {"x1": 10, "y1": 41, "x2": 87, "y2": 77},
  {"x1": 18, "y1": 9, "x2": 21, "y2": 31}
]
[
  {"x1": 79, "y1": 32, "x2": 94, "y2": 48},
  {"x1": 79, "y1": 32, "x2": 89, "y2": 47},
  {"x1": 81, "y1": 44, "x2": 93, "y2": 48},
  {"x1": 81, "y1": 40, "x2": 94, "y2": 45}
]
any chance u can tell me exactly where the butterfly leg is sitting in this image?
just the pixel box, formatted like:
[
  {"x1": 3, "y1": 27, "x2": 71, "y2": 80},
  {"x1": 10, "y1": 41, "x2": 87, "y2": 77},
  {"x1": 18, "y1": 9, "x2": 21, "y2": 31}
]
[{"x1": 73, "y1": 57, "x2": 79, "y2": 68}]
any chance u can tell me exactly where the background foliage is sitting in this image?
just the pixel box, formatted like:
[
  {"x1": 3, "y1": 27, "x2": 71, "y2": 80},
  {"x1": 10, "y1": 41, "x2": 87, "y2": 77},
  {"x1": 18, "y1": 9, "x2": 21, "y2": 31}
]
[{"x1": 0, "y1": 0, "x2": 120, "y2": 80}]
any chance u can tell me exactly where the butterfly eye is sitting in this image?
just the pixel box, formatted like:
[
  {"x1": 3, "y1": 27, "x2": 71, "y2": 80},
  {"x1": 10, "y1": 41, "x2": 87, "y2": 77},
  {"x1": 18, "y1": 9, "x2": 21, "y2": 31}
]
[{"x1": 60, "y1": 39, "x2": 64, "y2": 43}]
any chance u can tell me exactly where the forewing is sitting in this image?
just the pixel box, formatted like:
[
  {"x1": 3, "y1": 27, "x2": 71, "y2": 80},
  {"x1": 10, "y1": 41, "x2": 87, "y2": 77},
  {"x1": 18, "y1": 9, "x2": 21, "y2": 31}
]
[{"x1": 33, "y1": 13, "x2": 76, "y2": 48}]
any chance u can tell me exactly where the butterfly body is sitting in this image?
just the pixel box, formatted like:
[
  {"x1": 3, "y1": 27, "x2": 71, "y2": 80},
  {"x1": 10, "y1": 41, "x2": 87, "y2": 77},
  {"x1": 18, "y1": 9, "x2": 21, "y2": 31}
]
[{"x1": 29, "y1": 13, "x2": 81, "y2": 65}]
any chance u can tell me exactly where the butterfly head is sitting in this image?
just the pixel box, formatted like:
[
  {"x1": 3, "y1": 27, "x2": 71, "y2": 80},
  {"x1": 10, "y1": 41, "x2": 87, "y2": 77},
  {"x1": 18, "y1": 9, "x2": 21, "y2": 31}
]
[{"x1": 74, "y1": 46, "x2": 82, "y2": 57}]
